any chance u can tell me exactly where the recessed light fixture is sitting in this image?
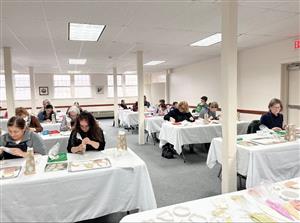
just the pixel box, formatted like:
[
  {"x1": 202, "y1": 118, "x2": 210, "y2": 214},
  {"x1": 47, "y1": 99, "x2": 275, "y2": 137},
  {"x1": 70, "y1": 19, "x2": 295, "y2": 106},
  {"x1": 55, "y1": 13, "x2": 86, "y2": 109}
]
[
  {"x1": 67, "y1": 70, "x2": 81, "y2": 74},
  {"x1": 144, "y1": 61, "x2": 165, "y2": 66},
  {"x1": 190, "y1": 33, "x2": 222, "y2": 46},
  {"x1": 68, "y1": 22, "x2": 106, "y2": 41},
  {"x1": 69, "y1": 59, "x2": 87, "y2": 65},
  {"x1": 124, "y1": 71, "x2": 136, "y2": 74}
]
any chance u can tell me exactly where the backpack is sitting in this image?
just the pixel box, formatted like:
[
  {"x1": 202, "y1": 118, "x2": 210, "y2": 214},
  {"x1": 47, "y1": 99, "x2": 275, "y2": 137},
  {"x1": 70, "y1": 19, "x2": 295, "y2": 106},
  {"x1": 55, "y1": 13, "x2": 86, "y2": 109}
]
[
  {"x1": 247, "y1": 120, "x2": 261, "y2": 134},
  {"x1": 162, "y1": 143, "x2": 176, "y2": 159}
]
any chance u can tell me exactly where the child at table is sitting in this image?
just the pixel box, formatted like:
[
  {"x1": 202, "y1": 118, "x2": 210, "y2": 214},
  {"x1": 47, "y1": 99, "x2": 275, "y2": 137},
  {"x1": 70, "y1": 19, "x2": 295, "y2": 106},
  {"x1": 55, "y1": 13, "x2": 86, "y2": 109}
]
[
  {"x1": 0, "y1": 116, "x2": 46, "y2": 159},
  {"x1": 67, "y1": 111, "x2": 105, "y2": 154}
]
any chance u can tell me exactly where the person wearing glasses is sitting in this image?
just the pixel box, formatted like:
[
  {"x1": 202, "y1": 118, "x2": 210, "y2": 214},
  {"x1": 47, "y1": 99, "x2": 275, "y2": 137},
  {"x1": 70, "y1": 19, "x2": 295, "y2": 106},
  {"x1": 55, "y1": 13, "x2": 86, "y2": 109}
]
[
  {"x1": 260, "y1": 98, "x2": 284, "y2": 131},
  {"x1": 67, "y1": 111, "x2": 105, "y2": 154}
]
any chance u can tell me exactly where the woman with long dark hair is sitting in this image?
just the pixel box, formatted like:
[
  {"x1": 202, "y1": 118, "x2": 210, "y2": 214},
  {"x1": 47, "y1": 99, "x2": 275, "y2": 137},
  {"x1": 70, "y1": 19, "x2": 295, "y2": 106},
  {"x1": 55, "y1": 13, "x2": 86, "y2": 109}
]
[{"x1": 67, "y1": 111, "x2": 105, "y2": 153}]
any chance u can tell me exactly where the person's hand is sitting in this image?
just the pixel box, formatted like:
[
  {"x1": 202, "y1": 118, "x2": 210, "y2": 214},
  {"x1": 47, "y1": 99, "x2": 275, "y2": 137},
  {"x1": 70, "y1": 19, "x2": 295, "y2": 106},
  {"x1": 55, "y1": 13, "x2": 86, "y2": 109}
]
[
  {"x1": 45, "y1": 119, "x2": 51, "y2": 123},
  {"x1": 170, "y1": 117, "x2": 176, "y2": 123},
  {"x1": 29, "y1": 127, "x2": 36, "y2": 132},
  {"x1": 272, "y1": 127, "x2": 282, "y2": 131},
  {"x1": 10, "y1": 148, "x2": 26, "y2": 157},
  {"x1": 82, "y1": 137, "x2": 91, "y2": 145},
  {"x1": 189, "y1": 117, "x2": 194, "y2": 121}
]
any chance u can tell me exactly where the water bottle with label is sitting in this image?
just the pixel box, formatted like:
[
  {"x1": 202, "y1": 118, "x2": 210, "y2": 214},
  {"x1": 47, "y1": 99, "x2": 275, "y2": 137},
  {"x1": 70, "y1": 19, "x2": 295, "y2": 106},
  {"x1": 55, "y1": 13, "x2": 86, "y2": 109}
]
[
  {"x1": 24, "y1": 147, "x2": 36, "y2": 175},
  {"x1": 51, "y1": 113, "x2": 56, "y2": 123}
]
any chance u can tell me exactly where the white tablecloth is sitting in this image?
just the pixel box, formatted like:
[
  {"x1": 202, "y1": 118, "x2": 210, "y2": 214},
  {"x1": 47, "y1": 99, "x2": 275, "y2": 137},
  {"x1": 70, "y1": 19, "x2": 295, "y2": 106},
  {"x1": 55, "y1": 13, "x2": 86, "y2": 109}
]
[
  {"x1": 121, "y1": 177, "x2": 300, "y2": 222},
  {"x1": 41, "y1": 122, "x2": 62, "y2": 131},
  {"x1": 40, "y1": 131, "x2": 71, "y2": 153},
  {"x1": 207, "y1": 133, "x2": 300, "y2": 188},
  {"x1": 145, "y1": 116, "x2": 165, "y2": 134},
  {"x1": 0, "y1": 148, "x2": 157, "y2": 222},
  {"x1": 0, "y1": 119, "x2": 61, "y2": 132},
  {"x1": 159, "y1": 120, "x2": 250, "y2": 154},
  {"x1": 118, "y1": 109, "x2": 132, "y2": 126}
]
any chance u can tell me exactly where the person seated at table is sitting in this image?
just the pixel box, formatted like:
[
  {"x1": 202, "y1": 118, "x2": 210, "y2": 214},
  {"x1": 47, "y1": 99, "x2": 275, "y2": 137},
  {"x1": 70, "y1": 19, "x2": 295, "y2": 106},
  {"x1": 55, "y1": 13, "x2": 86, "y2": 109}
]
[
  {"x1": 194, "y1": 96, "x2": 208, "y2": 113},
  {"x1": 132, "y1": 101, "x2": 138, "y2": 112},
  {"x1": 0, "y1": 116, "x2": 46, "y2": 159},
  {"x1": 199, "y1": 102, "x2": 220, "y2": 120},
  {"x1": 169, "y1": 101, "x2": 178, "y2": 111},
  {"x1": 38, "y1": 104, "x2": 56, "y2": 123},
  {"x1": 157, "y1": 99, "x2": 168, "y2": 116},
  {"x1": 260, "y1": 98, "x2": 284, "y2": 131},
  {"x1": 120, "y1": 99, "x2": 128, "y2": 109},
  {"x1": 73, "y1": 101, "x2": 83, "y2": 113},
  {"x1": 144, "y1": 95, "x2": 151, "y2": 108},
  {"x1": 164, "y1": 101, "x2": 194, "y2": 123},
  {"x1": 67, "y1": 111, "x2": 105, "y2": 153},
  {"x1": 39, "y1": 99, "x2": 52, "y2": 113},
  {"x1": 66, "y1": 106, "x2": 81, "y2": 129},
  {"x1": 15, "y1": 107, "x2": 43, "y2": 132}
]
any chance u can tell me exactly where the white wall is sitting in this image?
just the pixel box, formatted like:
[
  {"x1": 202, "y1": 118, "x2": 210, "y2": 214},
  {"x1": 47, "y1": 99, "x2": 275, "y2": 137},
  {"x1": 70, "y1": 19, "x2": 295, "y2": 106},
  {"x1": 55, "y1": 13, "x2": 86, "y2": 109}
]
[
  {"x1": 170, "y1": 57, "x2": 221, "y2": 106},
  {"x1": 0, "y1": 73, "x2": 139, "y2": 115},
  {"x1": 169, "y1": 38, "x2": 299, "y2": 120}
]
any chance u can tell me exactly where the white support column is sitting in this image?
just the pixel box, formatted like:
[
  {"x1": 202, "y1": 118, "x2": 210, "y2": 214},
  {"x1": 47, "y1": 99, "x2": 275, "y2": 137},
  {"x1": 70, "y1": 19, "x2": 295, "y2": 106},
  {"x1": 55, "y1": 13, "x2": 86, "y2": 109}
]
[
  {"x1": 3, "y1": 47, "x2": 15, "y2": 118},
  {"x1": 137, "y1": 51, "x2": 145, "y2": 144},
  {"x1": 113, "y1": 67, "x2": 119, "y2": 127},
  {"x1": 29, "y1": 66, "x2": 37, "y2": 115},
  {"x1": 221, "y1": 0, "x2": 238, "y2": 193},
  {"x1": 165, "y1": 69, "x2": 171, "y2": 104}
]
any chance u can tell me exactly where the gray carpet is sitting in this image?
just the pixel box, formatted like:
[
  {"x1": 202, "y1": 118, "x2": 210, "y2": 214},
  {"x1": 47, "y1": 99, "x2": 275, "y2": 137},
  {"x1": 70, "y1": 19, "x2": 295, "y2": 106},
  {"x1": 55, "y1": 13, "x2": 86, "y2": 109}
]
[{"x1": 79, "y1": 119, "x2": 221, "y2": 223}]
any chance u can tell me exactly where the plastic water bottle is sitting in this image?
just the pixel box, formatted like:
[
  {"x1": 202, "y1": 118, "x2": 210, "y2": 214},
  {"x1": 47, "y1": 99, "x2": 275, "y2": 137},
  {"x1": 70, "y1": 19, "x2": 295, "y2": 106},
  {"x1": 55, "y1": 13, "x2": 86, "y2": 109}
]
[{"x1": 51, "y1": 114, "x2": 56, "y2": 123}]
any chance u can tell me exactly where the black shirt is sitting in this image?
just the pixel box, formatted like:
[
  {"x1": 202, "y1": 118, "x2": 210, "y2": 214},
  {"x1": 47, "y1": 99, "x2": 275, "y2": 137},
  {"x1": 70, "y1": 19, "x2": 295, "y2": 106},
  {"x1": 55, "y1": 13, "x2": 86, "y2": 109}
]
[
  {"x1": 164, "y1": 108, "x2": 194, "y2": 122},
  {"x1": 67, "y1": 129, "x2": 105, "y2": 153},
  {"x1": 260, "y1": 112, "x2": 283, "y2": 129}
]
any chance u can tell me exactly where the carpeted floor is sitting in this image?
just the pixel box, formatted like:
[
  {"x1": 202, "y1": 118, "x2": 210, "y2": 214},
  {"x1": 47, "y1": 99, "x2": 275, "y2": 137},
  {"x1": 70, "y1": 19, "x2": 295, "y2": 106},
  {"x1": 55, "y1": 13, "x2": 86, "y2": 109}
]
[{"x1": 79, "y1": 119, "x2": 221, "y2": 223}]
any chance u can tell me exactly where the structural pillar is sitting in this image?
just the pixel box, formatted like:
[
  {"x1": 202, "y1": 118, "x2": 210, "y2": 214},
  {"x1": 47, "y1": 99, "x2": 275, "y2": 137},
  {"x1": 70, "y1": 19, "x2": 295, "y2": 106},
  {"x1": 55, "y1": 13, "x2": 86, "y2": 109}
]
[
  {"x1": 29, "y1": 66, "x2": 37, "y2": 115},
  {"x1": 113, "y1": 66, "x2": 119, "y2": 127},
  {"x1": 137, "y1": 51, "x2": 145, "y2": 144},
  {"x1": 221, "y1": 0, "x2": 238, "y2": 193},
  {"x1": 3, "y1": 47, "x2": 15, "y2": 118}
]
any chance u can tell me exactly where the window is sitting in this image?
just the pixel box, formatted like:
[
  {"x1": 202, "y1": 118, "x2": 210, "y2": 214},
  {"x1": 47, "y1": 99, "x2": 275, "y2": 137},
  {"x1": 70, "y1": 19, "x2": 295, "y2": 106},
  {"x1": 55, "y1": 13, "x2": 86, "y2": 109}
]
[
  {"x1": 0, "y1": 75, "x2": 6, "y2": 101},
  {"x1": 74, "y1": 75, "x2": 92, "y2": 98},
  {"x1": 54, "y1": 75, "x2": 71, "y2": 98},
  {"x1": 14, "y1": 74, "x2": 31, "y2": 100},
  {"x1": 125, "y1": 75, "x2": 138, "y2": 97},
  {"x1": 107, "y1": 75, "x2": 123, "y2": 97}
]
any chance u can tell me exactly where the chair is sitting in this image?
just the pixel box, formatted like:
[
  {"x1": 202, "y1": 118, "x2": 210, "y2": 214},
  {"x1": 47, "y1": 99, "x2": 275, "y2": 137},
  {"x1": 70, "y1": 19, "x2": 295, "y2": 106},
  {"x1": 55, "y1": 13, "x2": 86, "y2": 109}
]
[{"x1": 247, "y1": 120, "x2": 261, "y2": 134}]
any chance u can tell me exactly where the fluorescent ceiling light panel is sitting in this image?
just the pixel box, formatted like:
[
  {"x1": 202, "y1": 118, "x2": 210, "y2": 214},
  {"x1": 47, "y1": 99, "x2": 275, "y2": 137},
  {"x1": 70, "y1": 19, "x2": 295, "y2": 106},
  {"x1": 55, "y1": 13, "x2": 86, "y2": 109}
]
[
  {"x1": 69, "y1": 23, "x2": 106, "y2": 41},
  {"x1": 144, "y1": 61, "x2": 165, "y2": 66},
  {"x1": 67, "y1": 70, "x2": 81, "y2": 74},
  {"x1": 190, "y1": 33, "x2": 222, "y2": 46},
  {"x1": 68, "y1": 59, "x2": 87, "y2": 65},
  {"x1": 124, "y1": 71, "x2": 136, "y2": 74}
]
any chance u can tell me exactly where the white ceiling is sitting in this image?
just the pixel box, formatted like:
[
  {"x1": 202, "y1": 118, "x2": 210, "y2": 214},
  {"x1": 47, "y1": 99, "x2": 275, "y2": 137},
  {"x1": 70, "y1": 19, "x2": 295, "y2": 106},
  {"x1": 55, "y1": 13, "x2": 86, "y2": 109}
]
[{"x1": 0, "y1": 0, "x2": 299, "y2": 74}]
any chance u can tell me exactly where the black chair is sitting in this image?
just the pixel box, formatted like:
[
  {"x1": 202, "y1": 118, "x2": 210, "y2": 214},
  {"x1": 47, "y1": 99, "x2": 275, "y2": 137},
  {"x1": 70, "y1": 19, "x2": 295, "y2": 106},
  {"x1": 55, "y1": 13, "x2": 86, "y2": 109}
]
[{"x1": 247, "y1": 120, "x2": 261, "y2": 134}]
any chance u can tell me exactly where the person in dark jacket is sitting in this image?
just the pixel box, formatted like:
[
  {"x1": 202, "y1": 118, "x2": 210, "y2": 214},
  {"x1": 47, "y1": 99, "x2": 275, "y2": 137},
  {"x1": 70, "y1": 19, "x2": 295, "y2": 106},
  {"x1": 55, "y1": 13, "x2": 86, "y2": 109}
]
[
  {"x1": 164, "y1": 101, "x2": 194, "y2": 123},
  {"x1": 260, "y1": 98, "x2": 284, "y2": 131},
  {"x1": 38, "y1": 104, "x2": 56, "y2": 122},
  {"x1": 15, "y1": 107, "x2": 43, "y2": 132},
  {"x1": 120, "y1": 99, "x2": 128, "y2": 109},
  {"x1": 67, "y1": 111, "x2": 105, "y2": 153}
]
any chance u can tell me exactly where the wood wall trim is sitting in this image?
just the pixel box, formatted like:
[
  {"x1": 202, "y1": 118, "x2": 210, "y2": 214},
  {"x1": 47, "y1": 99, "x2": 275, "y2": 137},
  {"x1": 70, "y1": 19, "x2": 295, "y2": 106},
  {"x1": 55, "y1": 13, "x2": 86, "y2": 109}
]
[{"x1": 0, "y1": 104, "x2": 266, "y2": 115}]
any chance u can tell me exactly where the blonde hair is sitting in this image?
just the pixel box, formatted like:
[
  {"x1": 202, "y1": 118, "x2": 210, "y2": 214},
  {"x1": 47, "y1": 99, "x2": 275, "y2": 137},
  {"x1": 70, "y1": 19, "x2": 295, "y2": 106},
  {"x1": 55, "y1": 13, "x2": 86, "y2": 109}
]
[{"x1": 178, "y1": 101, "x2": 189, "y2": 113}]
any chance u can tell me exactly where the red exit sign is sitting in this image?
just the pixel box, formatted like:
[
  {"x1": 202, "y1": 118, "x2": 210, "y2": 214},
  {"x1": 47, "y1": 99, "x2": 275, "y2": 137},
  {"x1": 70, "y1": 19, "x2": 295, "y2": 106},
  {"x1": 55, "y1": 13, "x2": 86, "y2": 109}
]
[{"x1": 295, "y1": 40, "x2": 300, "y2": 49}]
